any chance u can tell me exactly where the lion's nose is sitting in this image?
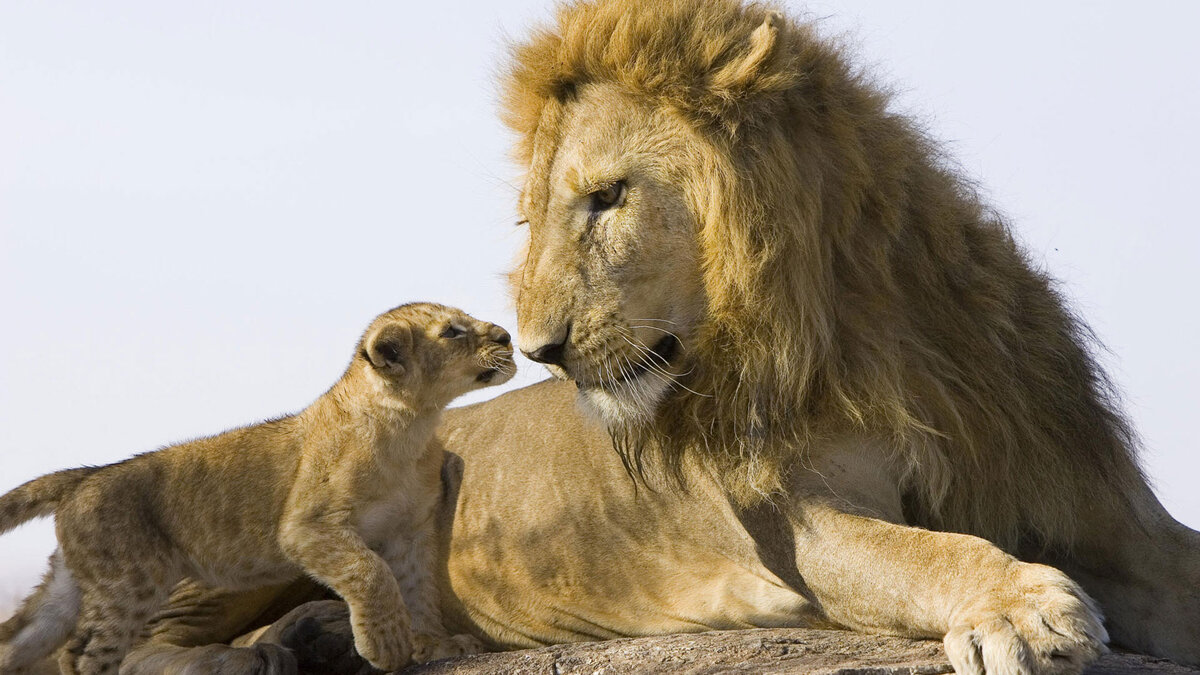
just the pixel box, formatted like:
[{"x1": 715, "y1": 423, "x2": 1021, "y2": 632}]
[
  {"x1": 521, "y1": 323, "x2": 570, "y2": 367},
  {"x1": 523, "y1": 340, "x2": 565, "y2": 366}
]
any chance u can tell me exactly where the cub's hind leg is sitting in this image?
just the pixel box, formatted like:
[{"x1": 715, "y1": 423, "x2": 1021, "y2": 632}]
[
  {"x1": 0, "y1": 549, "x2": 81, "y2": 672},
  {"x1": 55, "y1": 532, "x2": 179, "y2": 674},
  {"x1": 58, "y1": 581, "x2": 172, "y2": 675}
]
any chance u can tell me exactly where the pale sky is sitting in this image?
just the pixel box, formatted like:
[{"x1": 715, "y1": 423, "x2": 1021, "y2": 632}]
[{"x1": 2, "y1": 1, "x2": 1197, "y2": 606}]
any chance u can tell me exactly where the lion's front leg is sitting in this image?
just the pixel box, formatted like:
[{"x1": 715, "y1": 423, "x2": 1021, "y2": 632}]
[
  {"x1": 757, "y1": 442, "x2": 1107, "y2": 675},
  {"x1": 782, "y1": 499, "x2": 1107, "y2": 675}
]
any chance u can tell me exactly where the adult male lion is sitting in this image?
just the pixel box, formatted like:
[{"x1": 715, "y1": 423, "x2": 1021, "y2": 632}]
[{"x1": 51, "y1": 0, "x2": 1199, "y2": 673}]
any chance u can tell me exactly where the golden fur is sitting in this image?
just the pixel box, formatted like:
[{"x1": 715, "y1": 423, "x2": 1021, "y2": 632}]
[
  {"x1": 0, "y1": 303, "x2": 512, "y2": 674},
  {"x1": 502, "y1": 0, "x2": 1141, "y2": 550},
  {"x1": 11, "y1": 3, "x2": 1199, "y2": 674}
]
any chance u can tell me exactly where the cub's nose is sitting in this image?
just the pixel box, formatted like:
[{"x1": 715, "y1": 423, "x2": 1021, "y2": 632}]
[{"x1": 488, "y1": 325, "x2": 511, "y2": 347}]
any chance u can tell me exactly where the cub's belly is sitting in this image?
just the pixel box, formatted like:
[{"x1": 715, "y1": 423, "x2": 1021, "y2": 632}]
[{"x1": 184, "y1": 548, "x2": 300, "y2": 591}]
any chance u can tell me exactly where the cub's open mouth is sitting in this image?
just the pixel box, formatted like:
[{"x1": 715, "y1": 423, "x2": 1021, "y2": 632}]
[{"x1": 476, "y1": 367, "x2": 503, "y2": 383}]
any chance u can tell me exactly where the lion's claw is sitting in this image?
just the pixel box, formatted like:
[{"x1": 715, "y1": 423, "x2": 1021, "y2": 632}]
[{"x1": 945, "y1": 564, "x2": 1108, "y2": 675}]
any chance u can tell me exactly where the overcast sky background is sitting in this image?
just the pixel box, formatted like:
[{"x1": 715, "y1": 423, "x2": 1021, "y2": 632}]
[{"x1": 2, "y1": 1, "x2": 1197, "y2": 606}]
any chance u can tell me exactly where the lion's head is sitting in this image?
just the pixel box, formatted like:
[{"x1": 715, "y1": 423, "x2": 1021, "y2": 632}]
[{"x1": 503, "y1": 0, "x2": 1139, "y2": 544}]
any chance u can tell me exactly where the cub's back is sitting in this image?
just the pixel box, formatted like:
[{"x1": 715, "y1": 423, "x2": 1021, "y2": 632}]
[{"x1": 57, "y1": 416, "x2": 307, "y2": 583}]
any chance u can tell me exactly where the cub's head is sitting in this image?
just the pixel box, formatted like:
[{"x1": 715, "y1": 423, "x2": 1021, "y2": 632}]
[{"x1": 358, "y1": 303, "x2": 515, "y2": 409}]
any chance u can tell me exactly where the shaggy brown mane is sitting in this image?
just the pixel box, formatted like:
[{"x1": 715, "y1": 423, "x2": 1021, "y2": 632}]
[{"x1": 503, "y1": 0, "x2": 1142, "y2": 551}]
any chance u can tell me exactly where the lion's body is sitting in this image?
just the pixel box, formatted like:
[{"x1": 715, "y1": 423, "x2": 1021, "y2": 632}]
[
  {"x1": 107, "y1": 380, "x2": 1198, "y2": 674},
  {"x1": 503, "y1": 0, "x2": 1142, "y2": 551},
  {"x1": 23, "y1": 1, "x2": 1200, "y2": 673},
  {"x1": 435, "y1": 381, "x2": 822, "y2": 646}
]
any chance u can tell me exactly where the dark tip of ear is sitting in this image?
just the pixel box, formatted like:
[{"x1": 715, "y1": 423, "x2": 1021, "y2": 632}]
[{"x1": 553, "y1": 80, "x2": 576, "y2": 102}]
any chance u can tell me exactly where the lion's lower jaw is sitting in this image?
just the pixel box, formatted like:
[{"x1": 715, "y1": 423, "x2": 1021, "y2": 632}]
[{"x1": 575, "y1": 375, "x2": 672, "y2": 429}]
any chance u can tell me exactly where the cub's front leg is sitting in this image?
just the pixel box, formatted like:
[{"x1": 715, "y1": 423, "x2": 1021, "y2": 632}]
[
  {"x1": 279, "y1": 517, "x2": 413, "y2": 672},
  {"x1": 384, "y1": 523, "x2": 485, "y2": 663}
]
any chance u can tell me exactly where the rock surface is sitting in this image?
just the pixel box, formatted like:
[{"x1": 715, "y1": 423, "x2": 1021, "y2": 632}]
[{"x1": 402, "y1": 628, "x2": 1199, "y2": 675}]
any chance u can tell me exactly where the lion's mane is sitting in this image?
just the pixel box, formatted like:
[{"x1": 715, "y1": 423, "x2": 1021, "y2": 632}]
[{"x1": 502, "y1": 0, "x2": 1141, "y2": 551}]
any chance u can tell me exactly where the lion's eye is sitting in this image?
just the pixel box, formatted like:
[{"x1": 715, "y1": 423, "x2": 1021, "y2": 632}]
[
  {"x1": 588, "y1": 181, "x2": 627, "y2": 212},
  {"x1": 440, "y1": 324, "x2": 466, "y2": 339}
]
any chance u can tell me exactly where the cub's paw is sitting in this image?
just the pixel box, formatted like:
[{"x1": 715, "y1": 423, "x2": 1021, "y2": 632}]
[
  {"x1": 411, "y1": 632, "x2": 486, "y2": 663},
  {"x1": 351, "y1": 616, "x2": 411, "y2": 672},
  {"x1": 945, "y1": 563, "x2": 1107, "y2": 675}
]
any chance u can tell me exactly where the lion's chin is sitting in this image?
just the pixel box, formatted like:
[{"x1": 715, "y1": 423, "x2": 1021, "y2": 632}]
[{"x1": 575, "y1": 375, "x2": 672, "y2": 430}]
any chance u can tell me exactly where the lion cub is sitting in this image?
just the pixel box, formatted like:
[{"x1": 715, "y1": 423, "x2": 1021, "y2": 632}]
[{"x1": 0, "y1": 303, "x2": 514, "y2": 675}]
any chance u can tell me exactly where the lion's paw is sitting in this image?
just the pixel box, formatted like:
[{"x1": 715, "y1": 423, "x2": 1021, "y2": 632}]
[
  {"x1": 945, "y1": 563, "x2": 1107, "y2": 675},
  {"x1": 411, "y1": 632, "x2": 486, "y2": 663},
  {"x1": 272, "y1": 600, "x2": 381, "y2": 675},
  {"x1": 350, "y1": 616, "x2": 411, "y2": 672}
]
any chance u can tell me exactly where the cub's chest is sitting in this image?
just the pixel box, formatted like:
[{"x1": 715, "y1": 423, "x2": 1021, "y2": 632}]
[{"x1": 355, "y1": 479, "x2": 438, "y2": 551}]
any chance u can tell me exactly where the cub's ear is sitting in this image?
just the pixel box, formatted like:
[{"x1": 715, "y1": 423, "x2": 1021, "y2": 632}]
[{"x1": 364, "y1": 323, "x2": 413, "y2": 374}]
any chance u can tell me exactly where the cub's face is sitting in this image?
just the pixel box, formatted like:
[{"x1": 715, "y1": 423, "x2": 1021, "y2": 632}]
[{"x1": 362, "y1": 303, "x2": 515, "y2": 407}]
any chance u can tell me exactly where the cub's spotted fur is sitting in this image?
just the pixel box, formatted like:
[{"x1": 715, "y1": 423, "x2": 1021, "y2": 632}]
[{"x1": 0, "y1": 303, "x2": 514, "y2": 674}]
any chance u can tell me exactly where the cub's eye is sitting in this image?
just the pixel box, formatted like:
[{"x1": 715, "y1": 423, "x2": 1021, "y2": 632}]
[
  {"x1": 588, "y1": 181, "x2": 626, "y2": 212},
  {"x1": 440, "y1": 324, "x2": 466, "y2": 339}
]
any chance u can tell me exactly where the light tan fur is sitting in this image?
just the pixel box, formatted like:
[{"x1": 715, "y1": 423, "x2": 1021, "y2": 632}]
[
  {"x1": 16, "y1": 2, "x2": 1199, "y2": 675},
  {"x1": 500, "y1": 0, "x2": 1199, "y2": 672},
  {"x1": 0, "y1": 303, "x2": 512, "y2": 674}
]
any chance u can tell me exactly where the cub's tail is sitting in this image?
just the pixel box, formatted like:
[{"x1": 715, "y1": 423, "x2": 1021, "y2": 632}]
[{"x1": 0, "y1": 467, "x2": 99, "y2": 537}]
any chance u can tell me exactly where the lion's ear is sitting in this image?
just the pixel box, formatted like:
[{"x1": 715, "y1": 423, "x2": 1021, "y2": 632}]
[
  {"x1": 709, "y1": 12, "x2": 784, "y2": 97},
  {"x1": 364, "y1": 323, "x2": 413, "y2": 375}
]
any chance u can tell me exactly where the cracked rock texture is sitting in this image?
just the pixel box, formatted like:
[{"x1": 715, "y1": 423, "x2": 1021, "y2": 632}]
[{"x1": 401, "y1": 628, "x2": 1199, "y2": 675}]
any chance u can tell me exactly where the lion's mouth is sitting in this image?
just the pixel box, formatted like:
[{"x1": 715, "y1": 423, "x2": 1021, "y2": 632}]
[{"x1": 583, "y1": 333, "x2": 680, "y2": 389}]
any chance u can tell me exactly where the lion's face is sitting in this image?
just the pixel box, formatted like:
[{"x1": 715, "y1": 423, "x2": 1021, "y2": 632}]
[{"x1": 515, "y1": 84, "x2": 706, "y2": 428}]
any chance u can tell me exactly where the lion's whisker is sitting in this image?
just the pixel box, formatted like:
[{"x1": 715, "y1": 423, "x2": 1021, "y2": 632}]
[
  {"x1": 617, "y1": 351, "x2": 653, "y2": 413},
  {"x1": 629, "y1": 317, "x2": 679, "y2": 326},
  {"x1": 615, "y1": 333, "x2": 711, "y2": 398},
  {"x1": 616, "y1": 328, "x2": 699, "y2": 380},
  {"x1": 628, "y1": 324, "x2": 685, "y2": 345},
  {"x1": 618, "y1": 333, "x2": 681, "y2": 377},
  {"x1": 608, "y1": 351, "x2": 639, "y2": 407}
]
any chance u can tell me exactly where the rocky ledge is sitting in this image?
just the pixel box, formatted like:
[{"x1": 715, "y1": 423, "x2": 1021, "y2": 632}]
[{"x1": 404, "y1": 628, "x2": 1199, "y2": 675}]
